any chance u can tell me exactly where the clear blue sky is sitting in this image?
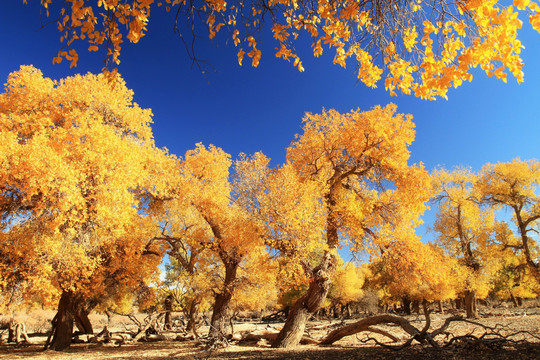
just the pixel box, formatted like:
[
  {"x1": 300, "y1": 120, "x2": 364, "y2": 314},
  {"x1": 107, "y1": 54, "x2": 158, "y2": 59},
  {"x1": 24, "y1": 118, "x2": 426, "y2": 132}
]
[{"x1": 2, "y1": 2, "x2": 539, "y2": 253}]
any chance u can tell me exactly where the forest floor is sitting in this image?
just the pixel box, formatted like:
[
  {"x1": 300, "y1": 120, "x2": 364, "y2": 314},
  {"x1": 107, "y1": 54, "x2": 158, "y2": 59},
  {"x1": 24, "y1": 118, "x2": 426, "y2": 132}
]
[{"x1": 1, "y1": 307, "x2": 540, "y2": 359}]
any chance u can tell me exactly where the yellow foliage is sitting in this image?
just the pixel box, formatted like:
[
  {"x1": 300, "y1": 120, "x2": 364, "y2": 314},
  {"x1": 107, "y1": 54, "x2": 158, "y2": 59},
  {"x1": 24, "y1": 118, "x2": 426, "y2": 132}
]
[
  {"x1": 256, "y1": 105, "x2": 430, "y2": 309},
  {"x1": 370, "y1": 239, "x2": 463, "y2": 302},
  {"x1": 26, "y1": 0, "x2": 540, "y2": 98},
  {"x1": 476, "y1": 158, "x2": 540, "y2": 284},
  {"x1": 329, "y1": 261, "x2": 367, "y2": 305},
  {"x1": 286, "y1": 104, "x2": 430, "y2": 253},
  {"x1": 431, "y1": 167, "x2": 501, "y2": 299},
  {"x1": 150, "y1": 145, "x2": 274, "y2": 321},
  {"x1": 0, "y1": 66, "x2": 171, "y2": 310}
]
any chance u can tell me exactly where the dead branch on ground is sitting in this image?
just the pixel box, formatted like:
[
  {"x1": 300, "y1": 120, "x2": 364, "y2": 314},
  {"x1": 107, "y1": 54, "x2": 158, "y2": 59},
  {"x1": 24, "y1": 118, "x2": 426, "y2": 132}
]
[{"x1": 319, "y1": 301, "x2": 540, "y2": 351}]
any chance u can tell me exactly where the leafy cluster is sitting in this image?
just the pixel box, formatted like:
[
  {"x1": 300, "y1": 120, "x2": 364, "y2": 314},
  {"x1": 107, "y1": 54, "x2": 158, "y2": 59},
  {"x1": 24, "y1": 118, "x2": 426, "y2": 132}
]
[{"x1": 28, "y1": 0, "x2": 540, "y2": 98}]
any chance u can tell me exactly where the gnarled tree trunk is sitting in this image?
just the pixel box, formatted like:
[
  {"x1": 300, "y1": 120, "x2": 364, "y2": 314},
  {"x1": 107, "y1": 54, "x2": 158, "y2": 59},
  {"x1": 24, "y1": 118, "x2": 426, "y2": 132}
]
[
  {"x1": 164, "y1": 294, "x2": 173, "y2": 330},
  {"x1": 464, "y1": 290, "x2": 478, "y2": 319},
  {"x1": 186, "y1": 298, "x2": 200, "y2": 335},
  {"x1": 208, "y1": 257, "x2": 240, "y2": 340},
  {"x1": 7, "y1": 321, "x2": 30, "y2": 344},
  {"x1": 46, "y1": 291, "x2": 94, "y2": 351},
  {"x1": 209, "y1": 292, "x2": 233, "y2": 339},
  {"x1": 272, "y1": 252, "x2": 334, "y2": 348},
  {"x1": 320, "y1": 314, "x2": 420, "y2": 345}
]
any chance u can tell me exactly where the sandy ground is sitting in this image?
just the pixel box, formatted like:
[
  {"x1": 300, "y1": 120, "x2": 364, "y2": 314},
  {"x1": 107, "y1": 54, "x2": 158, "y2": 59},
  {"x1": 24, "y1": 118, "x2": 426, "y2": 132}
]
[{"x1": 1, "y1": 310, "x2": 539, "y2": 359}]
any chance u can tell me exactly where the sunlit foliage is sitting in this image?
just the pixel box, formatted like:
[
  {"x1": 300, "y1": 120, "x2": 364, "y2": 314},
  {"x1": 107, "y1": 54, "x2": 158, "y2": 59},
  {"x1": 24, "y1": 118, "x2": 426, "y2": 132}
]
[
  {"x1": 253, "y1": 104, "x2": 430, "y2": 347},
  {"x1": 369, "y1": 239, "x2": 463, "y2": 303},
  {"x1": 476, "y1": 158, "x2": 540, "y2": 283},
  {"x1": 431, "y1": 167, "x2": 498, "y2": 316},
  {"x1": 149, "y1": 144, "x2": 274, "y2": 337},
  {"x1": 0, "y1": 65, "x2": 171, "y2": 315},
  {"x1": 26, "y1": 0, "x2": 540, "y2": 98}
]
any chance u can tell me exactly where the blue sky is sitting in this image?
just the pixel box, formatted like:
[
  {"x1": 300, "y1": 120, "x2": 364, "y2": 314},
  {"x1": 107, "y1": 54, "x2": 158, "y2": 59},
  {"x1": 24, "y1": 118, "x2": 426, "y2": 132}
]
[{"x1": 1, "y1": 2, "x2": 539, "y2": 256}]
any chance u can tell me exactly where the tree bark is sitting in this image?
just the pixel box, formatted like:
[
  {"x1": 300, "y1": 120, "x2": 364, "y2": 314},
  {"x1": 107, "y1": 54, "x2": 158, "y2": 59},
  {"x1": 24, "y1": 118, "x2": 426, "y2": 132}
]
[
  {"x1": 7, "y1": 322, "x2": 15, "y2": 343},
  {"x1": 464, "y1": 290, "x2": 478, "y2": 319},
  {"x1": 320, "y1": 314, "x2": 420, "y2": 345},
  {"x1": 402, "y1": 296, "x2": 411, "y2": 315},
  {"x1": 332, "y1": 305, "x2": 340, "y2": 319},
  {"x1": 272, "y1": 186, "x2": 341, "y2": 348},
  {"x1": 272, "y1": 252, "x2": 334, "y2": 348},
  {"x1": 186, "y1": 298, "x2": 200, "y2": 335},
  {"x1": 208, "y1": 291, "x2": 233, "y2": 338},
  {"x1": 7, "y1": 322, "x2": 30, "y2": 344},
  {"x1": 437, "y1": 300, "x2": 444, "y2": 314},
  {"x1": 514, "y1": 207, "x2": 540, "y2": 283},
  {"x1": 74, "y1": 307, "x2": 93, "y2": 334},
  {"x1": 412, "y1": 300, "x2": 420, "y2": 314},
  {"x1": 46, "y1": 291, "x2": 94, "y2": 351},
  {"x1": 164, "y1": 294, "x2": 173, "y2": 330},
  {"x1": 345, "y1": 303, "x2": 351, "y2": 319},
  {"x1": 208, "y1": 258, "x2": 240, "y2": 339},
  {"x1": 510, "y1": 293, "x2": 519, "y2": 308},
  {"x1": 14, "y1": 323, "x2": 30, "y2": 344}
]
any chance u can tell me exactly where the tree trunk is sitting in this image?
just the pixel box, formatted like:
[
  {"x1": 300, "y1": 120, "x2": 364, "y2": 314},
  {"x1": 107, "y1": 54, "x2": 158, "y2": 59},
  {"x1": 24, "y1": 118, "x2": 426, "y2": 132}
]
[
  {"x1": 412, "y1": 300, "x2": 420, "y2": 314},
  {"x1": 402, "y1": 296, "x2": 411, "y2": 315},
  {"x1": 273, "y1": 190, "x2": 341, "y2": 348},
  {"x1": 186, "y1": 299, "x2": 200, "y2": 336},
  {"x1": 46, "y1": 291, "x2": 94, "y2": 351},
  {"x1": 208, "y1": 291, "x2": 233, "y2": 338},
  {"x1": 332, "y1": 305, "x2": 339, "y2": 319},
  {"x1": 208, "y1": 258, "x2": 240, "y2": 339},
  {"x1": 510, "y1": 293, "x2": 519, "y2": 307},
  {"x1": 514, "y1": 211, "x2": 540, "y2": 283},
  {"x1": 272, "y1": 252, "x2": 334, "y2": 348},
  {"x1": 47, "y1": 292, "x2": 75, "y2": 351},
  {"x1": 7, "y1": 322, "x2": 15, "y2": 343},
  {"x1": 15, "y1": 323, "x2": 30, "y2": 344},
  {"x1": 437, "y1": 300, "x2": 444, "y2": 314},
  {"x1": 7, "y1": 322, "x2": 30, "y2": 344},
  {"x1": 74, "y1": 307, "x2": 93, "y2": 334},
  {"x1": 464, "y1": 290, "x2": 478, "y2": 319},
  {"x1": 164, "y1": 295, "x2": 173, "y2": 330}
]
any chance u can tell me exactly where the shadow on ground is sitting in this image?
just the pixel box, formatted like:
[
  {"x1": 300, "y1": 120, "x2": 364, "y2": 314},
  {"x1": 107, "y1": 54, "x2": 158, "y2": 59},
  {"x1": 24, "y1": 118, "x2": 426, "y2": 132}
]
[{"x1": 2, "y1": 340, "x2": 540, "y2": 360}]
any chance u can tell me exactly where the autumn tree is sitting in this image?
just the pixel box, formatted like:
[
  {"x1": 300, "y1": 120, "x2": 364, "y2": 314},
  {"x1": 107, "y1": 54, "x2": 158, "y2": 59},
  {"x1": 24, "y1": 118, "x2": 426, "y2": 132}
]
[
  {"x1": 160, "y1": 248, "x2": 213, "y2": 335},
  {"x1": 489, "y1": 234, "x2": 540, "y2": 307},
  {"x1": 150, "y1": 189, "x2": 215, "y2": 335},
  {"x1": 326, "y1": 260, "x2": 367, "y2": 318},
  {"x1": 253, "y1": 104, "x2": 430, "y2": 347},
  {"x1": 0, "y1": 66, "x2": 172, "y2": 350},
  {"x1": 150, "y1": 144, "x2": 273, "y2": 341},
  {"x1": 23, "y1": 0, "x2": 540, "y2": 98},
  {"x1": 476, "y1": 159, "x2": 540, "y2": 284},
  {"x1": 431, "y1": 168, "x2": 498, "y2": 318},
  {"x1": 226, "y1": 252, "x2": 279, "y2": 319},
  {"x1": 368, "y1": 239, "x2": 463, "y2": 312}
]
